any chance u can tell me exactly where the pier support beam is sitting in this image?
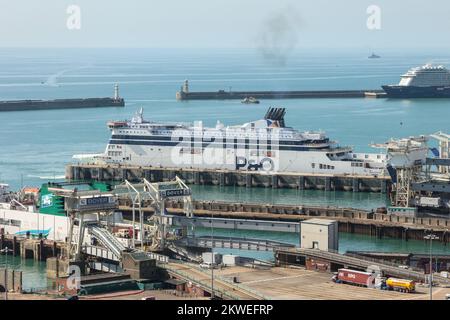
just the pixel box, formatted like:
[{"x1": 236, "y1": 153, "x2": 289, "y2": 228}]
[
  {"x1": 298, "y1": 176, "x2": 305, "y2": 190},
  {"x1": 246, "y1": 174, "x2": 252, "y2": 188},
  {"x1": 98, "y1": 168, "x2": 104, "y2": 181},
  {"x1": 194, "y1": 172, "x2": 200, "y2": 184},
  {"x1": 272, "y1": 175, "x2": 278, "y2": 189},
  {"x1": 121, "y1": 169, "x2": 128, "y2": 181},
  {"x1": 352, "y1": 178, "x2": 360, "y2": 192},
  {"x1": 380, "y1": 180, "x2": 387, "y2": 194},
  {"x1": 12, "y1": 236, "x2": 17, "y2": 256},
  {"x1": 325, "y1": 177, "x2": 331, "y2": 191}
]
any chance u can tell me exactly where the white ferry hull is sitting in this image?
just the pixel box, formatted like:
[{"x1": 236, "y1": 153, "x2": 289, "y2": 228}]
[{"x1": 104, "y1": 144, "x2": 386, "y2": 176}]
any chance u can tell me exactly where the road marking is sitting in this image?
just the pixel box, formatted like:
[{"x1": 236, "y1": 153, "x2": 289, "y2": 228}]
[{"x1": 242, "y1": 273, "x2": 312, "y2": 285}]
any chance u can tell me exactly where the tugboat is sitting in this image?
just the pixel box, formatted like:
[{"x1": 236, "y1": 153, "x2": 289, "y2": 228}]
[
  {"x1": 368, "y1": 53, "x2": 381, "y2": 59},
  {"x1": 241, "y1": 96, "x2": 260, "y2": 104}
]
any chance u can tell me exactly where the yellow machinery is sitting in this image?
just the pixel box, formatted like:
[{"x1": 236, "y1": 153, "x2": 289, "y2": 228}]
[{"x1": 386, "y1": 278, "x2": 416, "y2": 293}]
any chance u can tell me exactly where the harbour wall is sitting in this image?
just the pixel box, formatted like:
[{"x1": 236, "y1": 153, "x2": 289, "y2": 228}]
[
  {"x1": 176, "y1": 90, "x2": 386, "y2": 100},
  {"x1": 0, "y1": 97, "x2": 125, "y2": 112},
  {"x1": 66, "y1": 163, "x2": 391, "y2": 193}
]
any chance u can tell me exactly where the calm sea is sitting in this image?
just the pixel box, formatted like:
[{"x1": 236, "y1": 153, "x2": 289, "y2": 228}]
[{"x1": 0, "y1": 48, "x2": 449, "y2": 193}]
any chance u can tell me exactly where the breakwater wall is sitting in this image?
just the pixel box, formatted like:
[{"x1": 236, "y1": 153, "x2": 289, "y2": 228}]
[{"x1": 176, "y1": 89, "x2": 386, "y2": 100}]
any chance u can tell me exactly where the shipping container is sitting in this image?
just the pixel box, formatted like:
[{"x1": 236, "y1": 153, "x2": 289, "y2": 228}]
[
  {"x1": 306, "y1": 258, "x2": 331, "y2": 272},
  {"x1": 334, "y1": 268, "x2": 374, "y2": 287},
  {"x1": 419, "y1": 196, "x2": 441, "y2": 207},
  {"x1": 202, "y1": 252, "x2": 222, "y2": 264},
  {"x1": 223, "y1": 254, "x2": 240, "y2": 266}
]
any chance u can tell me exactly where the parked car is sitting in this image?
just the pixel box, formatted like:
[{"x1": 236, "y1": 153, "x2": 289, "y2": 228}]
[{"x1": 200, "y1": 262, "x2": 216, "y2": 269}]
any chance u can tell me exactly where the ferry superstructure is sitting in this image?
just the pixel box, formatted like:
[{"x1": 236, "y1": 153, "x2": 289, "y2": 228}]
[
  {"x1": 88, "y1": 108, "x2": 388, "y2": 176},
  {"x1": 382, "y1": 64, "x2": 450, "y2": 98}
]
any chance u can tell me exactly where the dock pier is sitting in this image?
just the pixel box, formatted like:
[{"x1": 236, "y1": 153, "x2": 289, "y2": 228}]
[
  {"x1": 117, "y1": 199, "x2": 450, "y2": 244},
  {"x1": 66, "y1": 163, "x2": 391, "y2": 193},
  {"x1": 0, "y1": 234, "x2": 64, "y2": 261}
]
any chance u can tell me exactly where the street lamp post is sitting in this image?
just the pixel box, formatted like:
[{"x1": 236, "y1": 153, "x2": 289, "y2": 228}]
[{"x1": 424, "y1": 234, "x2": 439, "y2": 300}]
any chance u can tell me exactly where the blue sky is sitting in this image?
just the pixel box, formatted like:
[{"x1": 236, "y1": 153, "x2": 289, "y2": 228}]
[{"x1": 0, "y1": 0, "x2": 449, "y2": 49}]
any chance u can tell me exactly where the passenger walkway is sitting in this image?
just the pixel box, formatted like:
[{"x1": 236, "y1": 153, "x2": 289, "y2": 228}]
[{"x1": 177, "y1": 236, "x2": 295, "y2": 252}]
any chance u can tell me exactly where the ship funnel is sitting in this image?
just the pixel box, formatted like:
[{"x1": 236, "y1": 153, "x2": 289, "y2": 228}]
[{"x1": 264, "y1": 107, "x2": 286, "y2": 127}]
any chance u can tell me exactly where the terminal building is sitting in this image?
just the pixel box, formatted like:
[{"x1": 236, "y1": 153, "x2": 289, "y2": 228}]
[{"x1": 300, "y1": 219, "x2": 339, "y2": 252}]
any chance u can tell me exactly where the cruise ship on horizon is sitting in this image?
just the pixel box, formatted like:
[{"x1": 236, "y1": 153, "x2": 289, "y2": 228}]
[
  {"x1": 382, "y1": 64, "x2": 450, "y2": 98},
  {"x1": 76, "y1": 107, "x2": 388, "y2": 176}
]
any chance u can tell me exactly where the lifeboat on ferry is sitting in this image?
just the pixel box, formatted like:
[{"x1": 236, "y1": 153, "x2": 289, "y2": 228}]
[{"x1": 107, "y1": 121, "x2": 127, "y2": 129}]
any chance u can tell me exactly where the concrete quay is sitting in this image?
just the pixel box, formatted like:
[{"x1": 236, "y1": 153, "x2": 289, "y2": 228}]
[
  {"x1": 0, "y1": 234, "x2": 65, "y2": 261},
  {"x1": 119, "y1": 199, "x2": 450, "y2": 243},
  {"x1": 66, "y1": 163, "x2": 390, "y2": 193}
]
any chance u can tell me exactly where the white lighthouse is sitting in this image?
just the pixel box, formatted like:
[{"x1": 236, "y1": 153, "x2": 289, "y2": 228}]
[
  {"x1": 114, "y1": 84, "x2": 120, "y2": 100},
  {"x1": 182, "y1": 79, "x2": 189, "y2": 93}
]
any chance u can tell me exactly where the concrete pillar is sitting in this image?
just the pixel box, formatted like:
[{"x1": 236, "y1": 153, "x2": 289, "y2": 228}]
[
  {"x1": 325, "y1": 177, "x2": 331, "y2": 191},
  {"x1": 380, "y1": 179, "x2": 387, "y2": 194},
  {"x1": 98, "y1": 168, "x2": 104, "y2": 181},
  {"x1": 39, "y1": 239, "x2": 44, "y2": 261},
  {"x1": 52, "y1": 241, "x2": 57, "y2": 257},
  {"x1": 144, "y1": 170, "x2": 150, "y2": 181},
  {"x1": 352, "y1": 178, "x2": 360, "y2": 192},
  {"x1": 227, "y1": 173, "x2": 234, "y2": 186},
  {"x1": 219, "y1": 173, "x2": 225, "y2": 186},
  {"x1": 34, "y1": 243, "x2": 39, "y2": 261},
  {"x1": 298, "y1": 176, "x2": 305, "y2": 190},
  {"x1": 12, "y1": 236, "x2": 17, "y2": 256},
  {"x1": 246, "y1": 174, "x2": 252, "y2": 188},
  {"x1": 194, "y1": 172, "x2": 200, "y2": 184},
  {"x1": 271, "y1": 175, "x2": 278, "y2": 189},
  {"x1": 122, "y1": 169, "x2": 128, "y2": 181}
]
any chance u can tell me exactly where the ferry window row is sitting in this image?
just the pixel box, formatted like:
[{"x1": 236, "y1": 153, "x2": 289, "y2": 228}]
[
  {"x1": 351, "y1": 162, "x2": 364, "y2": 167},
  {"x1": 311, "y1": 163, "x2": 335, "y2": 170}
]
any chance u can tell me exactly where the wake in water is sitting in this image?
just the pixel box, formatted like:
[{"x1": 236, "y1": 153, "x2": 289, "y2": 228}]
[
  {"x1": 27, "y1": 174, "x2": 66, "y2": 180},
  {"x1": 43, "y1": 65, "x2": 92, "y2": 86}
]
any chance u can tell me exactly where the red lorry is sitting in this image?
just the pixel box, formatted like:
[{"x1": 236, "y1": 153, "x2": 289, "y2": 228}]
[{"x1": 332, "y1": 268, "x2": 375, "y2": 287}]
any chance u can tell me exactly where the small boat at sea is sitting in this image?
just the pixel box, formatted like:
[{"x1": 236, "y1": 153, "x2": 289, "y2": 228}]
[
  {"x1": 368, "y1": 53, "x2": 381, "y2": 59},
  {"x1": 241, "y1": 96, "x2": 260, "y2": 104}
]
